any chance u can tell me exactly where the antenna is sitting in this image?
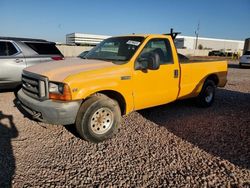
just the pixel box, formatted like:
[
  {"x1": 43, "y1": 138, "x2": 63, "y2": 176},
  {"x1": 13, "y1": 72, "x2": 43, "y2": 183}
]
[{"x1": 195, "y1": 21, "x2": 200, "y2": 49}]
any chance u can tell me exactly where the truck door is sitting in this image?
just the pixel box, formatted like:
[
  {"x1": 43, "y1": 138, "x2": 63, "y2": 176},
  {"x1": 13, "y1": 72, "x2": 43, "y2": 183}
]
[
  {"x1": 0, "y1": 41, "x2": 26, "y2": 85},
  {"x1": 133, "y1": 38, "x2": 180, "y2": 110}
]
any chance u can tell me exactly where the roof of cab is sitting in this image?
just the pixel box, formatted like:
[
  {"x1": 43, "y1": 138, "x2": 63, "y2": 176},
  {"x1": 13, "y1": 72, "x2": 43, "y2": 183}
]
[{"x1": 112, "y1": 34, "x2": 170, "y2": 38}]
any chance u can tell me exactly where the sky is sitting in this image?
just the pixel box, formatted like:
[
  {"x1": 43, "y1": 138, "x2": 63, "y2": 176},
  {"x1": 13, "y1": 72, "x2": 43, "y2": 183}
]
[{"x1": 0, "y1": 0, "x2": 250, "y2": 43}]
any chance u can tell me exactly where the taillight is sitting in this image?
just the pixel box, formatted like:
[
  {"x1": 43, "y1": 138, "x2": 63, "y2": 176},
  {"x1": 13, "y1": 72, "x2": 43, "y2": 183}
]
[{"x1": 51, "y1": 56, "x2": 64, "y2": 61}]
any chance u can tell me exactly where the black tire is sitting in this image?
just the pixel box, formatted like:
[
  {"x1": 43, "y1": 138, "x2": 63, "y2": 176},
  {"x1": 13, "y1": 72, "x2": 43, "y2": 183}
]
[
  {"x1": 75, "y1": 94, "x2": 121, "y2": 143},
  {"x1": 195, "y1": 80, "x2": 216, "y2": 107},
  {"x1": 239, "y1": 63, "x2": 242, "y2": 68}
]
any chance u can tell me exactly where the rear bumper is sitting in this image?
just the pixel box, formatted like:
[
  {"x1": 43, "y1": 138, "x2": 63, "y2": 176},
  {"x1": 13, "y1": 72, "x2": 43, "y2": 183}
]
[{"x1": 17, "y1": 89, "x2": 82, "y2": 125}]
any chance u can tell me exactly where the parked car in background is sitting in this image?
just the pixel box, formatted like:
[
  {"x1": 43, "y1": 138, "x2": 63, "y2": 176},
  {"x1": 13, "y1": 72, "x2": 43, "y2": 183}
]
[
  {"x1": 208, "y1": 50, "x2": 226, "y2": 57},
  {"x1": 239, "y1": 38, "x2": 250, "y2": 67},
  {"x1": 239, "y1": 51, "x2": 250, "y2": 67},
  {"x1": 78, "y1": 51, "x2": 89, "y2": 59},
  {"x1": 0, "y1": 37, "x2": 64, "y2": 89}
]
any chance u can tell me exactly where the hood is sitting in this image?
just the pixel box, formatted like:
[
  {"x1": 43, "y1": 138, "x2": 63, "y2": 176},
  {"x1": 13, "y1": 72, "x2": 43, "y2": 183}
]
[{"x1": 24, "y1": 58, "x2": 116, "y2": 82}]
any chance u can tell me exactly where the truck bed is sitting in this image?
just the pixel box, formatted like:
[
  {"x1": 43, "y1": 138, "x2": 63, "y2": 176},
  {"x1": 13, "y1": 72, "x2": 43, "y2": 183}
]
[
  {"x1": 179, "y1": 56, "x2": 228, "y2": 63},
  {"x1": 178, "y1": 60, "x2": 227, "y2": 99}
]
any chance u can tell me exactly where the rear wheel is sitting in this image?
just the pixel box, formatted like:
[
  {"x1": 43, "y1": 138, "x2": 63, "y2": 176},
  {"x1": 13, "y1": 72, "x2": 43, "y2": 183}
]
[
  {"x1": 195, "y1": 80, "x2": 216, "y2": 107},
  {"x1": 75, "y1": 94, "x2": 121, "y2": 143}
]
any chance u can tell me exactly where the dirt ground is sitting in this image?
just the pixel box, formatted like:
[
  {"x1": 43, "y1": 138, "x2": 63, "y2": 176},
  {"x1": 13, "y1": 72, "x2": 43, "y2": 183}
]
[{"x1": 0, "y1": 60, "x2": 249, "y2": 187}]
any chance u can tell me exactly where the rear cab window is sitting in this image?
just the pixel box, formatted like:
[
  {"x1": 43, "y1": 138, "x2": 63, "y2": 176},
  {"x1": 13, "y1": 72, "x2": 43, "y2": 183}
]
[
  {"x1": 0, "y1": 41, "x2": 19, "y2": 56},
  {"x1": 24, "y1": 42, "x2": 63, "y2": 56}
]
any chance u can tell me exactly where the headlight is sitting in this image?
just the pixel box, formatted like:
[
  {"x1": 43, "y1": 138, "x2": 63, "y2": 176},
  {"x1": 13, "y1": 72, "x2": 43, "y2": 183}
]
[
  {"x1": 49, "y1": 82, "x2": 64, "y2": 94},
  {"x1": 48, "y1": 82, "x2": 72, "y2": 101}
]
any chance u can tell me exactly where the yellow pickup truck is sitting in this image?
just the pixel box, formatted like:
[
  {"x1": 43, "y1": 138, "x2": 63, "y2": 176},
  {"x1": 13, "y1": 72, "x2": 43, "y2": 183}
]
[{"x1": 17, "y1": 34, "x2": 227, "y2": 142}]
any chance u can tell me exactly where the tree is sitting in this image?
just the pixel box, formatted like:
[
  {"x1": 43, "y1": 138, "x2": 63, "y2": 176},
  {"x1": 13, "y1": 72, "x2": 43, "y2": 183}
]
[{"x1": 198, "y1": 44, "x2": 203, "y2": 50}]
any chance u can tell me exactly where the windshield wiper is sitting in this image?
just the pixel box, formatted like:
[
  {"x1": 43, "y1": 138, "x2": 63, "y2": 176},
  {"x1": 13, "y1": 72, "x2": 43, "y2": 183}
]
[
  {"x1": 102, "y1": 58, "x2": 127, "y2": 62},
  {"x1": 82, "y1": 57, "x2": 127, "y2": 63}
]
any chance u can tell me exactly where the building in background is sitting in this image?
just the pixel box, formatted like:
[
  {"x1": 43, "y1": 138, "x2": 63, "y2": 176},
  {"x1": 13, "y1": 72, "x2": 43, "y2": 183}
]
[
  {"x1": 66, "y1": 33, "x2": 111, "y2": 46},
  {"x1": 175, "y1": 36, "x2": 244, "y2": 52},
  {"x1": 66, "y1": 33, "x2": 244, "y2": 52}
]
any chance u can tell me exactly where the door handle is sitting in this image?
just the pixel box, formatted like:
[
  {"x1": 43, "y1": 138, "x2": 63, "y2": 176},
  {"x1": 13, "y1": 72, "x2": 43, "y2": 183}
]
[
  {"x1": 15, "y1": 59, "x2": 24, "y2": 63},
  {"x1": 174, "y1": 69, "x2": 179, "y2": 78}
]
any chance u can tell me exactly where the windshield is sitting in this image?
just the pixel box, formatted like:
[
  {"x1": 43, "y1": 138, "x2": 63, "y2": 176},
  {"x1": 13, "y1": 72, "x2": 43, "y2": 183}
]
[{"x1": 85, "y1": 36, "x2": 144, "y2": 64}]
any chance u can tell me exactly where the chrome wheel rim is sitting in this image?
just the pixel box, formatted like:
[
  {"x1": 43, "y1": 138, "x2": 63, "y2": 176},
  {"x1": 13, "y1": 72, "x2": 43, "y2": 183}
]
[
  {"x1": 90, "y1": 107, "x2": 114, "y2": 134},
  {"x1": 205, "y1": 86, "x2": 214, "y2": 103}
]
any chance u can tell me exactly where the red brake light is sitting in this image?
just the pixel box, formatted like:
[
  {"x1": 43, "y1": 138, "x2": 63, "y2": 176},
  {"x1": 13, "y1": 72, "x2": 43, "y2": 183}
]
[{"x1": 51, "y1": 56, "x2": 64, "y2": 61}]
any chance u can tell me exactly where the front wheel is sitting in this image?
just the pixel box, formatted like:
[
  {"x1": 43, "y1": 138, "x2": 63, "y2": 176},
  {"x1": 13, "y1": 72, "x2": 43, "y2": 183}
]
[
  {"x1": 75, "y1": 94, "x2": 121, "y2": 143},
  {"x1": 195, "y1": 80, "x2": 216, "y2": 107}
]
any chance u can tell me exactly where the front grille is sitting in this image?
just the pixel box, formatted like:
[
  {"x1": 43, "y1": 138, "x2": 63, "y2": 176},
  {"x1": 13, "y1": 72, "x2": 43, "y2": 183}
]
[{"x1": 22, "y1": 71, "x2": 49, "y2": 100}]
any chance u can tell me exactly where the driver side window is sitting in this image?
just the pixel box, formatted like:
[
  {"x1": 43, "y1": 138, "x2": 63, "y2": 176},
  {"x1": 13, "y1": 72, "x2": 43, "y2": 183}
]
[{"x1": 137, "y1": 38, "x2": 173, "y2": 65}]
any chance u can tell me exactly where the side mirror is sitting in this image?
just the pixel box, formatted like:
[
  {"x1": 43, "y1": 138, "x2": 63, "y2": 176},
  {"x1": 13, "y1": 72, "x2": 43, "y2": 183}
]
[{"x1": 136, "y1": 52, "x2": 160, "y2": 70}]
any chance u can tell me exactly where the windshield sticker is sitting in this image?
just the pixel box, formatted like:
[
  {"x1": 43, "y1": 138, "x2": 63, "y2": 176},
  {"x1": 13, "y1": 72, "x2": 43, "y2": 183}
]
[{"x1": 126, "y1": 40, "x2": 141, "y2": 46}]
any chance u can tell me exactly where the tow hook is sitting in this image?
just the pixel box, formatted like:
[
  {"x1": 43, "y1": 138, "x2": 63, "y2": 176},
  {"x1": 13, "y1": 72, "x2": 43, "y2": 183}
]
[{"x1": 32, "y1": 112, "x2": 42, "y2": 119}]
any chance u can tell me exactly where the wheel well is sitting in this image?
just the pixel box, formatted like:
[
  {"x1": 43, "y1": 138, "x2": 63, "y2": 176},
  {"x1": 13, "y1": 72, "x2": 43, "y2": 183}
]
[
  {"x1": 97, "y1": 90, "x2": 126, "y2": 115},
  {"x1": 206, "y1": 74, "x2": 219, "y2": 86}
]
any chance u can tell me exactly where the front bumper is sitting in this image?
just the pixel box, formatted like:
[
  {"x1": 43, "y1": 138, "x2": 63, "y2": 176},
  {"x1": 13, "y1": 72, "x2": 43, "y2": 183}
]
[{"x1": 17, "y1": 89, "x2": 82, "y2": 125}]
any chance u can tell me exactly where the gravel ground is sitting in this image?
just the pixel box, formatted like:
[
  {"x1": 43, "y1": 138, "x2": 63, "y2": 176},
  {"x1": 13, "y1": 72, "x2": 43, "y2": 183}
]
[{"x1": 0, "y1": 60, "x2": 249, "y2": 187}]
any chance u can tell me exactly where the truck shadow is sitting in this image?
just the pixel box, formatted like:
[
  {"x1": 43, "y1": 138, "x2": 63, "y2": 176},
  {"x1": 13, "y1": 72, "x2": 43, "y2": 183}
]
[
  {"x1": 0, "y1": 111, "x2": 18, "y2": 187},
  {"x1": 64, "y1": 124, "x2": 82, "y2": 139},
  {"x1": 139, "y1": 89, "x2": 250, "y2": 169}
]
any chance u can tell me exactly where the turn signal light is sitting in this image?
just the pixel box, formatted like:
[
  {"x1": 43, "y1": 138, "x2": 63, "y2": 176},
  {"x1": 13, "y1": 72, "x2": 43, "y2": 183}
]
[{"x1": 49, "y1": 84, "x2": 72, "y2": 101}]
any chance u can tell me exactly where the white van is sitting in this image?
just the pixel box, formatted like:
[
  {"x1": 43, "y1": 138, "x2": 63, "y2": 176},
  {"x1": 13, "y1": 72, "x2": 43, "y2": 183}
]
[{"x1": 239, "y1": 51, "x2": 250, "y2": 67}]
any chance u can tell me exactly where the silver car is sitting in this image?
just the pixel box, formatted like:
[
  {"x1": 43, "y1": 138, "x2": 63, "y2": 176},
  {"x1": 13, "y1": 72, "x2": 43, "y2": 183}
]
[{"x1": 0, "y1": 37, "x2": 63, "y2": 89}]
